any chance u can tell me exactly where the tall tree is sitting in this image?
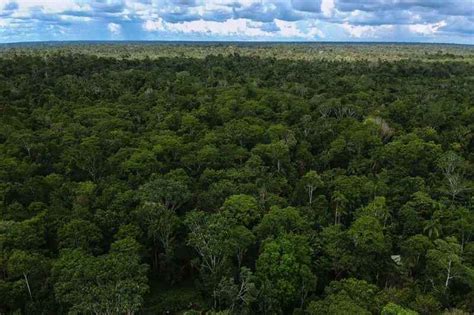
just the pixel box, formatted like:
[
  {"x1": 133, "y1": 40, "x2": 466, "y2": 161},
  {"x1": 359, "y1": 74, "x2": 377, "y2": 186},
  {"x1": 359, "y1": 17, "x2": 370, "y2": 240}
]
[
  {"x1": 256, "y1": 234, "x2": 316, "y2": 312},
  {"x1": 52, "y1": 237, "x2": 149, "y2": 314}
]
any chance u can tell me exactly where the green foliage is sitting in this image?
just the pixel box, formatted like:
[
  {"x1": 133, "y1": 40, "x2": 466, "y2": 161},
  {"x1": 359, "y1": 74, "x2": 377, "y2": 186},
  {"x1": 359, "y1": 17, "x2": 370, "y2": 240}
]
[
  {"x1": 136, "y1": 202, "x2": 180, "y2": 255},
  {"x1": 298, "y1": 170, "x2": 323, "y2": 206},
  {"x1": 52, "y1": 237, "x2": 149, "y2": 314},
  {"x1": 143, "y1": 285, "x2": 206, "y2": 314},
  {"x1": 139, "y1": 169, "x2": 191, "y2": 211},
  {"x1": 256, "y1": 234, "x2": 316, "y2": 312},
  {"x1": 426, "y1": 237, "x2": 473, "y2": 294},
  {"x1": 356, "y1": 196, "x2": 391, "y2": 226},
  {"x1": 0, "y1": 45, "x2": 472, "y2": 314},
  {"x1": 184, "y1": 211, "x2": 254, "y2": 298},
  {"x1": 307, "y1": 278, "x2": 378, "y2": 314},
  {"x1": 349, "y1": 215, "x2": 387, "y2": 253},
  {"x1": 57, "y1": 218, "x2": 102, "y2": 252},
  {"x1": 214, "y1": 267, "x2": 257, "y2": 313},
  {"x1": 221, "y1": 194, "x2": 260, "y2": 227},
  {"x1": 382, "y1": 302, "x2": 418, "y2": 315},
  {"x1": 254, "y1": 206, "x2": 310, "y2": 240}
]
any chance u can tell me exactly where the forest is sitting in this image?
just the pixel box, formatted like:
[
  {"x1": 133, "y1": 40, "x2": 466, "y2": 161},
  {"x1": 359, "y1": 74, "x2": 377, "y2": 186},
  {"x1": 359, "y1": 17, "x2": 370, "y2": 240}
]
[{"x1": 0, "y1": 43, "x2": 473, "y2": 314}]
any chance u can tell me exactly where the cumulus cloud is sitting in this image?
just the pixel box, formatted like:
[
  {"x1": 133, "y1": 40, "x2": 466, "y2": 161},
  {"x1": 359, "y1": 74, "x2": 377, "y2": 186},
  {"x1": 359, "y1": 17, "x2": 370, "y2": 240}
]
[
  {"x1": 143, "y1": 17, "x2": 324, "y2": 39},
  {"x1": 167, "y1": 18, "x2": 269, "y2": 37},
  {"x1": 342, "y1": 22, "x2": 394, "y2": 38},
  {"x1": 321, "y1": 0, "x2": 335, "y2": 17},
  {"x1": 144, "y1": 18, "x2": 165, "y2": 32},
  {"x1": 0, "y1": 0, "x2": 472, "y2": 43},
  {"x1": 107, "y1": 22, "x2": 121, "y2": 34}
]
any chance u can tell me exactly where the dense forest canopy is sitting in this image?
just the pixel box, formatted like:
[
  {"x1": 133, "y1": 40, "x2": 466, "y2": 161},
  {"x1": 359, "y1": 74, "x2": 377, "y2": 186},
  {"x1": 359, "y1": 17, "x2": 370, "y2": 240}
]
[
  {"x1": 1, "y1": 42, "x2": 474, "y2": 62},
  {"x1": 0, "y1": 43, "x2": 473, "y2": 314}
]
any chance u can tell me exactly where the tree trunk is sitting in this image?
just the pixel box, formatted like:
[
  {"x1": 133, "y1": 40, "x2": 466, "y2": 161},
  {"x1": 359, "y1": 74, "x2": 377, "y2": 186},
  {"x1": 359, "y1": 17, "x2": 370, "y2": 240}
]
[
  {"x1": 445, "y1": 260, "x2": 452, "y2": 292},
  {"x1": 23, "y1": 273, "x2": 33, "y2": 300}
]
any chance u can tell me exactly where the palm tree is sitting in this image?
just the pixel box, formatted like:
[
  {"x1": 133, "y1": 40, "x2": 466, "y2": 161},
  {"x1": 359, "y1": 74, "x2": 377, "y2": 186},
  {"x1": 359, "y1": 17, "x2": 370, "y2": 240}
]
[{"x1": 423, "y1": 217, "x2": 442, "y2": 239}]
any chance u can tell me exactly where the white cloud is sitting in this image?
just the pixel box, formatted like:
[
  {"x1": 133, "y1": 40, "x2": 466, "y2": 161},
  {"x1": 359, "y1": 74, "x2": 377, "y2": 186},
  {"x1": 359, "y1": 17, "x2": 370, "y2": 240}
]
[
  {"x1": 60, "y1": 15, "x2": 92, "y2": 22},
  {"x1": 341, "y1": 22, "x2": 394, "y2": 38},
  {"x1": 274, "y1": 19, "x2": 304, "y2": 37},
  {"x1": 321, "y1": 0, "x2": 335, "y2": 17},
  {"x1": 142, "y1": 17, "x2": 324, "y2": 39},
  {"x1": 107, "y1": 22, "x2": 121, "y2": 34},
  {"x1": 8, "y1": 0, "x2": 87, "y2": 15},
  {"x1": 275, "y1": 19, "x2": 324, "y2": 38},
  {"x1": 0, "y1": 0, "x2": 472, "y2": 43},
  {"x1": 307, "y1": 24, "x2": 325, "y2": 38},
  {"x1": 409, "y1": 21, "x2": 447, "y2": 35},
  {"x1": 145, "y1": 18, "x2": 269, "y2": 37},
  {"x1": 144, "y1": 18, "x2": 165, "y2": 31}
]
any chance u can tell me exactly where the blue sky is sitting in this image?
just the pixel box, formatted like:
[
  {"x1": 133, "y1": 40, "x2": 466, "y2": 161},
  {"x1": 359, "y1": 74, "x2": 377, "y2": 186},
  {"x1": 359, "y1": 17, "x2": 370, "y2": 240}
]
[{"x1": 0, "y1": 0, "x2": 473, "y2": 44}]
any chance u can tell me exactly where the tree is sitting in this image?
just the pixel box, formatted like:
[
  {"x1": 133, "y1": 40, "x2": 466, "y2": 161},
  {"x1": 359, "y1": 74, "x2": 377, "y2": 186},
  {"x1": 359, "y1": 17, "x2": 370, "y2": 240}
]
[
  {"x1": 64, "y1": 136, "x2": 105, "y2": 181},
  {"x1": 443, "y1": 207, "x2": 474, "y2": 250},
  {"x1": 401, "y1": 234, "x2": 433, "y2": 276},
  {"x1": 223, "y1": 118, "x2": 265, "y2": 148},
  {"x1": 254, "y1": 206, "x2": 310, "y2": 240},
  {"x1": 426, "y1": 237, "x2": 468, "y2": 294},
  {"x1": 331, "y1": 191, "x2": 347, "y2": 225},
  {"x1": 307, "y1": 295, "x2": 371, "y2": 315},
  {"x1": 252, "y1": 141, "x2": 290, "y2": 173},
  {"x1": 437, "y1": 151, "x2": 468, "y2": 201},
  {"x1": 151, "y1": 132, "x2": 183, "y2": 165},
  {"x1": 228, "y1": 225, "x2": 255, "y2": 269},
  {"x1": 348, "y1": 215, "x2": 389, "y2": 279},
  {"x1": 185, "y1": 211, "x2": 233, "y2": 280},
  {"x1": 256, "y1": 234, "x2": 316, "y2": 312},
  {"x1": 57, "y1": 218, "x2": 102, "y2": 252},
  {"x1": 306, "y1": 278, "x2": 378, "y2": 315},
  {"x1": 121, "y1": 148, "x2": 159, "y2": 178},
  {"x1": 1, "y1": 213, "x2": 46, "y2": 251},
  {"x1": 139, "y1": 168, "x2": 191, "y2": 211},
  {"x1": 135, "y1": 201, "x2": 180, "y2": 271},
  {"x1": 423, "y1": 212, "x2": 443, "y2": 240},
  {"x1": 7, "y1": 250, "x2": 49, "y2": 301},
  {"x1": 73, "y1": 181, "x2": 97, "y2": 210},
  {"x1": 316, "y1": 224, "x2": 355, "y2": 279},
  {"x1": 356, "y1": 196, "x2": 391, "y2": 227},
  {"x1": 52, "y1": 237, "x2": 149, "y2": 314},
  {"x1": 377, "y1": 133, "x2": 442, "y2": 178},
  {"x1": 214, "y1": 267, "x2": 257, "y2": 313},
  {"x1": 185, "y1": 211, "x2": 255, "y2": 307},
  {"x1": 381, "y1": 302, "x2": 418, "y2": 315},
  {"x1": 221, "y1": 194, "x2": 261, "y2": 227},
  {"x1": 300, "y1": 170, "x2": 323, "y2": 205},
  {"x1": 400, "y1": 192, "x2": 441, "y2": 237},
  {"x1": 299, "y1": 114, "x2": 313, "y2": 138},
  {"x1": 349, "y1": 215, "x2": 387, "y2": 253}
]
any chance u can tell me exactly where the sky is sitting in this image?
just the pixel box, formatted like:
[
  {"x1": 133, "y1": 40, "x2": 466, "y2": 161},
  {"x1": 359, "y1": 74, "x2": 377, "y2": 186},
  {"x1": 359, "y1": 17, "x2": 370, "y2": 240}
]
[{"x1": 0, "y1": 0, "x2": 473, "y2": 44}]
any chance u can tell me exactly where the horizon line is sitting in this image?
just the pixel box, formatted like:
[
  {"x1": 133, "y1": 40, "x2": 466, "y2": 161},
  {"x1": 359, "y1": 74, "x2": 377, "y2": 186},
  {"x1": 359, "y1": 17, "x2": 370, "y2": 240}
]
[{"x1": 1, "y1": 39, "x2": 473, "y2": 47}]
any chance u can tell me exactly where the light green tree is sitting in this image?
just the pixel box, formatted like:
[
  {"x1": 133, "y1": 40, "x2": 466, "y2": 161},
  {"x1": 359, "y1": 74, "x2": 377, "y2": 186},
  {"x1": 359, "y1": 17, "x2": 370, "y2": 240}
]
[
  {"x1": 256, "y1": 234, "x2": 316, "y2": 312},
  {"x1": 300, "y1": 170, "x2": 323, "y2": 205},
  {"x1": 53, "y1": 237, "x2": 149, "y2": 314},
  {"x1": 221, "y1": 194, "x2": 261, "y2": 227}
]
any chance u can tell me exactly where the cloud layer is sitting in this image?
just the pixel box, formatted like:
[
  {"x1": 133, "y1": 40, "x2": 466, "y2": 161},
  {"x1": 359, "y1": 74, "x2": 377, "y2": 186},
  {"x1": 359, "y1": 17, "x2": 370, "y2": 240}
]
[{"x1": 0, "y1": 0, "x2": 472, "y2": 43}]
